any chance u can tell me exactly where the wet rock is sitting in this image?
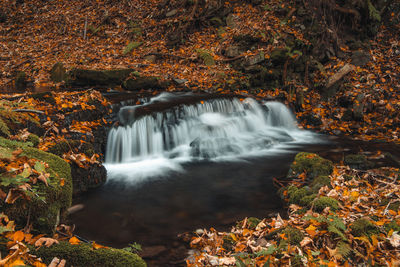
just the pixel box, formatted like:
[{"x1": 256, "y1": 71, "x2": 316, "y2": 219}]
[
  {"x1": 67, "y1": 68, "x2": 134, "y2": 87},
  {"x1": 140, "y1": 245, "x2": 167, "y2": 258},
  {"x1": 15, "y1": 71, "x2": 27, "y2": 91},
  {"x1": 344, "y1": 154, "x2": 374, "y2": 170},
  {"x1": 351, "y1": 50, "x2": 370, "y2": 67},
  {"x1": 300, "y1": 113, "x2": 322, "y2": 126},
  {"x1": 122, "y1": 76, "x2": 163, "y2": 91},
  {"x1": 50, "y1": 62, "x2": 66, "y2": 83},
  {"x1": 173, "y1": 78, "x2": 188, "y2": 85},
  {"x1": 71, "y1": 162, "x2": 107, "y2": 195}
]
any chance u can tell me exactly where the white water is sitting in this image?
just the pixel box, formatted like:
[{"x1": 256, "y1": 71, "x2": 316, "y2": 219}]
[{"x1": 105, "y1": 95, "x2": 318, "y2": 183}]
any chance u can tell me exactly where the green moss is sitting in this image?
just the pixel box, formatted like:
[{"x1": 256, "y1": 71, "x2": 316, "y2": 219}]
[
  {"x1": 384, "y1": 220, "x2": 400, "y2": 233},
  {"x1": 289, "y1": 152, "x2": 333, "y2": 178},
  {"x1": 300, "y1": 194, "x2": 317, "y2": 207},
  {"x1": 288, "y1": 187, "x2": 310, "y2": 205},
  {"x1": 313, "y1": 197, "x2": 339, "y2": 212},
  {"x1": 350, "y1": 218, "x2": 379, "y2": 237},
  {"x1": 0, "y1": 137, "x2": 72, "y2": 234},
  {"x1": 247, "y1": 217, "x2": 261, "y2": 229},
  {"x1": 310, "y1": 175, "x2": 331, "y2": 192},
  {"x1": 344, "y1": 154, "x2": 374, "y2": 170},
  {"x1": 282, "y1": 227, "x2": 304, "y2": 245},
  {"x1": 27, "y1": 134, "x2": 40, "y2": 147},
  {"x1": 33, "y1": 241, "x2": 146, "y2": 267}
]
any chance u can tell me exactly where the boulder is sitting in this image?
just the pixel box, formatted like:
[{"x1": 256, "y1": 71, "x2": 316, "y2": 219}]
[
  {"x1": 225, "y1": 46, "x2": 241, "y2": 58},
  {"x1": 122, "y1": 76, "x2": 163, "y2": 91},
  {"x1": 351, "y1": 50, "x2": 370, "y2": 67},
  {"x1": 67, "y1": 68, "x2": 134, "y2": 87},
  {"x1": 243, "y1": 52, "x2": 265, "y2": 66},
  {"x1": 50, "y1": 62, "x2": 66, "y2": 83},
  {"x1": 270, "y1": 48, "x2": 289, "y2": 65}
]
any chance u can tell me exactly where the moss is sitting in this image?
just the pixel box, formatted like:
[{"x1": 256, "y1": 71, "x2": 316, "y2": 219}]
[
  {"x1": 289, "y1": 152, "x2": 333, "y2": 178},
  {"x1": 313, "y1": 197, "x2": 339, "y2": 212},
  {"x1": 350, "y1": 218, "x2": 379, "y2": 237},
  {"x1": 344, "y1": 154, "x2": 374, "y2": 170},
  {"x1": 47, "y1": 139, "x2": 94, "y2": 157},
  {"x1": 222, "y1": 235, "x2": 236, "y2": 251},
  {"x1": 300, "y1": 194, "x2": 317, "y2": 207},
  {"x1": 388, "y1": 202, "x2": 400, "y2": 212},
  {"x1": 0, "y1": 137, "x2": 72, "y2": 234},
  {"x1": 27, "y1": 134, "x2": 40, "y2": 147},
  {"x1": 310, "y1": 175, "x2": 331, "y2": 192},
  {"x1": 247, "y1": 217, "x2": 261, "y2": 229},
  {"x1": 288, "y1": 187, "x2": 309, "y2": 205},
  {"x1": 33, "y1": 241, "x2": 146, "y2": 267},
  {"x1": 384, "y1": 220, "x2": 400, "y2": 233},
  {"x1": 282, "y1": 227, "x2": 304, "y2": 245}
]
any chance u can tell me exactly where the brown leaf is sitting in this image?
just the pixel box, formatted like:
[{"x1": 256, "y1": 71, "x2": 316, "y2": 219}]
[{"x1": 35, "y1": 237, "x2": 59, "y2": 248}]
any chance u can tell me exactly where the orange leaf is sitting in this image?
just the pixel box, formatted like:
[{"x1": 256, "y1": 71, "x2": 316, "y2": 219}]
[
  {"x1": 69, "y1": 236, "x2": 80, "y2": 245},
  {"x1": 11, "y1": 231, "x2": 25, "y2": 242},
  {"x1": 92, "y1": 241, "x2": 107, "y2": 250}
]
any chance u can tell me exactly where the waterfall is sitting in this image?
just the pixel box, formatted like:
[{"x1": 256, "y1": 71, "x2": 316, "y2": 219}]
[{"x1": 105, "y1": 96, "x2": 308, "y2": 165}]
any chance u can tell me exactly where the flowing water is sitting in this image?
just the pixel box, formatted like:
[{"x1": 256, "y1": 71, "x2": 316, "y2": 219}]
[{"x1": 69, "y1": 93, "x2": 400, "y2": 266}]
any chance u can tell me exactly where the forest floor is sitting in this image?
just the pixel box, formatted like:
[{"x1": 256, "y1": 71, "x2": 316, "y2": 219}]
[{"x1": 0, "y1": 0, "x2": 400, "y2": 266}]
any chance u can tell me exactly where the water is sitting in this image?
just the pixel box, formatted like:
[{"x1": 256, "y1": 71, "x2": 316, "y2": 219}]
[{"x1": 104, "y1": 94, "x2": 320, "y2": 184}]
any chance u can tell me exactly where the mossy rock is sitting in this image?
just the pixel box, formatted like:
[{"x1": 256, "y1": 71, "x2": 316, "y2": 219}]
[
  {"x1": 350, "y1": 218, "x2": 379, "y2": 237},
  {"x1": 289, "y1": 152, "x2": 333, "y2": 178},
  {"x1": 299, "y1": 194, "x2": 317, "y2": 207},
  {"x1": 0, "y1": 137, "x2": 72, "y2": 234},
  {"x1": 122, "y1": 76, "x2": 163, "y2": 91},
  {"x1": 27, "y1": 134, "x2": 40, "y2": 148},
  {"x1": 310, "y1": 175, "x2": 331, "y2": 192},
  {"x1": 50, "y1": 62, "x2": 67, "y2": 83},
  {"x1": 47, "y1": 139, "x2": 95, "y2": 157},
  {"x1": 67, "y1": 68, "x2": 134, "y2": 87},
  {"x1": 312, "y1": 197, "x2": 339, "y2": 212},
  {"x1": 33, "y1": 241, "x2": 146, "y2": 267},
  {"x1": 288, "y1": 186, "x2": 310, "y2": 205},
  {"x1": 282, "y1": 227, "x2": 304, "y2": 245},
  {"x1": 344, "y1": 154, "x2": 374, "y2": 170}
]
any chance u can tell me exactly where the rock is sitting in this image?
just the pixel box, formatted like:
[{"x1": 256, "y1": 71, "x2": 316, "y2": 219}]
[
  {"x1": 166, "y1": 9, "x2": 178, "y2": 17},
  {"x1": 50, "y1": 62, "x2": 66, "y2": 83},
  {"x1": 337, "y1": 95, "x2": 353, "y2": 108},
  {"x1": 144, "y1": 54, "x2": 157, "y2": 63},
  {"x1": 140, "y1": 245, "x2": 167, "y2": 258},
  {"x1": 269, "y1": 48, "x2": 289, "y2": 65},
  {"x1": 67, "y1": 68, "x2": 134, "y2": 87},
  {"x1": 122, "y1": 76, "x2": 163, "y2": 91},
  {"x1": 173, "y1": 78, "x2": 188, "y2": 85},
  {"x1": 351, "y1": 50, "x2": 370, "y2": 67},
  {"x1": 225, "y1": 46, "x2": 241, "y2": 58},
  {"x1": 15, "y1": 71, "x2": 27, "y2": 91},
  {"x1": 33, "y1": 241, "x2": 146, "y2": 267},
  {"x1": 341, "y1": 109, "x2": 353, "y2": 121},
  {"x1": 243, "y1": 52, "x2": 265, "y2": 66},
  {"x1": 344, "y1": 154, "x2": 374, "y2": 170},
  {"x1": 288, "y1": 152, "x2": 333, "y2": 179},
  {"x1": 71, "y1": 162, "x2": 107, "y2": 195},
  {"x1": 300, "y1": 113, "x2": 322, "y2": 126}
]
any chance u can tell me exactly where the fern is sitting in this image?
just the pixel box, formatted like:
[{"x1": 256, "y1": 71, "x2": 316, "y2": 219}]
[
  {"x1": 367, "y1": 0, "x2": 381, "y2": 21},
  {"x1": 0, "y1": 118, "x2": 10, "y2": 136},
  {"x1": 328, "y1": 225, "x2": 347, "y2": 241},
  {"x1": 336, "y1": 241, "x2": 352, "y2": 259}
]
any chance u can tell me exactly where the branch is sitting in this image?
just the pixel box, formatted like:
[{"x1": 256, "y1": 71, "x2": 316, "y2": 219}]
[{"x1": 13, "y1": 109, "x2": 44, "y2": 114}]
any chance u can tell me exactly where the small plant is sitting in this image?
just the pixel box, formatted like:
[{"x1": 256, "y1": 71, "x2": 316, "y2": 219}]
[
  {"x1": 123, "y1": 242, "x2": 142, "y2": 254},
  {"x1": 123, "y1": 42, "x2": 143, "y2": 55}
]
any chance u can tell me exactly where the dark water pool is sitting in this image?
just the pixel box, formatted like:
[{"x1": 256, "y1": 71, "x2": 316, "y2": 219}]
[{"x1": 68, "y1": 136, "x2": 400, "y2": 266}]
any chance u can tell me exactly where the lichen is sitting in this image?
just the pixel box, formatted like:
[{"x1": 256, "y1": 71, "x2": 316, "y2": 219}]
[
  {"x1": 289, "y1": 152, "x2": 333, "y2": 178},
  {"x1": 350, "y1": 218, "x2": 379, "y2": 237},
  {"x1": 313, "y1": 197, "x2": 339, "y2": 212},
  {"x1": 33, "y1": 241, "x2": 146, "y2": 267}
]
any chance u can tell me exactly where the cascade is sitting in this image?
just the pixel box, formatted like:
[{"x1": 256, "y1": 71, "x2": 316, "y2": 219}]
[{"x1": 106, "y1": 94, "x2": 311, "y2": 164}]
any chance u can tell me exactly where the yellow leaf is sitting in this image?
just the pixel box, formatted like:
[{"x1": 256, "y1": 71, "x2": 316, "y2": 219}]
[{"x1": 5, "y1": 258, "x2": 26, "y2": 267}]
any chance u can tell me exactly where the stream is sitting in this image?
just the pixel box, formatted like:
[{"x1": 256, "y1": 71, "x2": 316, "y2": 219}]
[{"x1": 69, "y1": 93, "x2": 400, "y2": 266}]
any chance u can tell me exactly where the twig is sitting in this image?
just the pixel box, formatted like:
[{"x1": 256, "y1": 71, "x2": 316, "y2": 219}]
[
  {"x1": 13, "y1": 109, "x2": 44, "y2": 114},
  {"x1": 83, "y1": 16, "x2": 88, "y2": 40}
]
